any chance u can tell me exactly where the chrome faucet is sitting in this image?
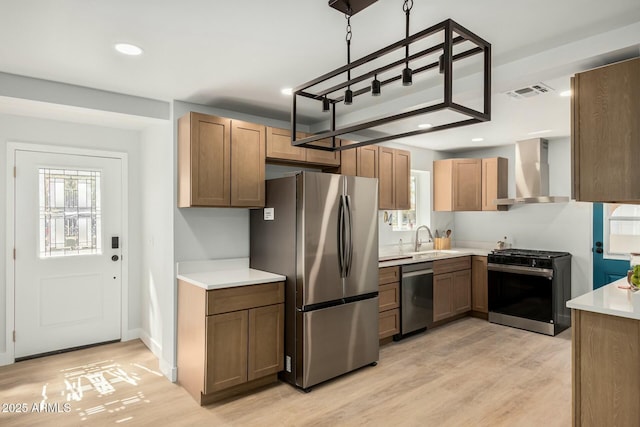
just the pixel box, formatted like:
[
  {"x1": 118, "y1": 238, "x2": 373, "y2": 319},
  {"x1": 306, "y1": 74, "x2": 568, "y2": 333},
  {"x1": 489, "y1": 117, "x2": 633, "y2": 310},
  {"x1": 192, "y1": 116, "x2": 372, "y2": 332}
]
[{"x1": 414, "y1": 225, "x2": 434, "y2": 252}]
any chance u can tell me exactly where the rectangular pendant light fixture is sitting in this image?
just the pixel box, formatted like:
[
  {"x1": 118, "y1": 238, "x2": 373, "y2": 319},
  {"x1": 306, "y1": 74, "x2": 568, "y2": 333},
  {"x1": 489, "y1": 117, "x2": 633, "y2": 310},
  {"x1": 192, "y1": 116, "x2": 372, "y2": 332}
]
[{"x1": 290, "y1": 16, "x2": 492, "y2": 152}]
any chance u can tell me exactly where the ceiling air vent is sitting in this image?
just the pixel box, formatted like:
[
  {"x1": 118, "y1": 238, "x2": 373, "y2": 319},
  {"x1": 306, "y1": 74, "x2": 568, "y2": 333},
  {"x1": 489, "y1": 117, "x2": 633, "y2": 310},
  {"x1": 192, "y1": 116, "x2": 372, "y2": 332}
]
[{"x1": 505, "y1": 82, "x2": 554, "y2": 99}]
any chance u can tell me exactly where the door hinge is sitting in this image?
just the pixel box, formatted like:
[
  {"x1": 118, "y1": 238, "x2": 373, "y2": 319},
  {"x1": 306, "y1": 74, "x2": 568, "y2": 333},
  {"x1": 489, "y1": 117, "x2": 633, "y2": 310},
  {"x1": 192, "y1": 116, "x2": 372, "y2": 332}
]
[
  {"x1": 12, "y1": 331, "x2": 15, "y2": 342},
  {"x1": 13, "y1": 166, "x2": 16, "y2": 177},
  {"x1": 13, "y1": 248, "x2": 16, "y2": 260}
]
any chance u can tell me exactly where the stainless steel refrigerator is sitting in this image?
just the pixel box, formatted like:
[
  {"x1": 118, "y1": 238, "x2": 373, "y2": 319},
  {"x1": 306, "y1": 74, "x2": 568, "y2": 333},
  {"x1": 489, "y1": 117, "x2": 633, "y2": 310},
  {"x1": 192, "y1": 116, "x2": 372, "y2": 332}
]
[{"x1": 250, "y1": 171, "x2": 379, "y2": 391}]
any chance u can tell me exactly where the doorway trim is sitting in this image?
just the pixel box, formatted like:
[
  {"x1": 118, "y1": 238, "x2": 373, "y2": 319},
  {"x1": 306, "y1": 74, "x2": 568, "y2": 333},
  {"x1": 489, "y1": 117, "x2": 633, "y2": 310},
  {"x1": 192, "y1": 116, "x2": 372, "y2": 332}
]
[{"x1": 4, "y1": 142, "x2": 129, "y2": 365}]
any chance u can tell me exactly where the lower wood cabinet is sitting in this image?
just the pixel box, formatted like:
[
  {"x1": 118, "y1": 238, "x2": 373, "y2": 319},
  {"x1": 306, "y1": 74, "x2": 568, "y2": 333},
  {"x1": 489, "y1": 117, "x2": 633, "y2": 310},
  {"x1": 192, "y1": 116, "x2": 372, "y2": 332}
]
[
  {"x1": 471, "y1": 256, "x2": 488, "y2": 315},
  {"x1": 178, "y1": 280, "x2": 284, "y2": 404},
  {"x1": 572, "y1": 309, "x2": 640, "y2": 425},
  {"x1": 378, "y1": 266, "x2": 400, "y2": 341},
  {"x1": 433, "y1": 257, "x2": 471, "y2": 322}
]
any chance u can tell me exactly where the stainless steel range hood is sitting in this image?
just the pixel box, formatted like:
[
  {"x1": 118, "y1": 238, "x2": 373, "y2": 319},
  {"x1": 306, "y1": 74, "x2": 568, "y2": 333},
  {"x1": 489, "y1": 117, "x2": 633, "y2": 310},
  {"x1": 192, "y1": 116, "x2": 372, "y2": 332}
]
[{"x1": 495, "y1": 138, "x2": 569, "y2": 205}]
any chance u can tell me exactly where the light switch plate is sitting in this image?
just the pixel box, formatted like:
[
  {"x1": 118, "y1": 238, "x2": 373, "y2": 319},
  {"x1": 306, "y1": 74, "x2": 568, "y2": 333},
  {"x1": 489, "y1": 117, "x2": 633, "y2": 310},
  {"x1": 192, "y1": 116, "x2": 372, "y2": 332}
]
[{"x1": 264, "y1": 207, "x2": 274, "y2": 221}]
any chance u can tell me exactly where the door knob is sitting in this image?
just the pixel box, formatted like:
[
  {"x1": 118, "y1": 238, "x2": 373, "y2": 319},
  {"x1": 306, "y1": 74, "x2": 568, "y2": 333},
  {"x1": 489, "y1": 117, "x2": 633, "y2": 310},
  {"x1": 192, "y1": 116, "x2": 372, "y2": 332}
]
[
  {"x1": 595, "y1": 241, "x2": 603, "y2": 247},
  {"x1": 595, "y1": 248, "x2": 603, "y2": 254},
  {"x1": 112, "y1": 255, "x2": 119, "y2": 261}
]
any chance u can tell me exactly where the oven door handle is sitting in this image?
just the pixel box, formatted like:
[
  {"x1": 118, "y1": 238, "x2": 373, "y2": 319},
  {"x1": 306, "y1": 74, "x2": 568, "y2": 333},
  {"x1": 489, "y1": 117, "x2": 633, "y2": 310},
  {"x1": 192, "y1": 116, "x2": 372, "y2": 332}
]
[{"x1": 487, "y1": 263, "x2": 554, "y2": 279}]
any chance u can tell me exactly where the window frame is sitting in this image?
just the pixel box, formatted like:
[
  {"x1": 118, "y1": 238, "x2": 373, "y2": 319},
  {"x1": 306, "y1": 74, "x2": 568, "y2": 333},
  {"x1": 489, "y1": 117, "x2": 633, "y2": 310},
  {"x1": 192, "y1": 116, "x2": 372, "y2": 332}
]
[{"x1": 603, "y1": 203, "x2": 640, "y2": 260}]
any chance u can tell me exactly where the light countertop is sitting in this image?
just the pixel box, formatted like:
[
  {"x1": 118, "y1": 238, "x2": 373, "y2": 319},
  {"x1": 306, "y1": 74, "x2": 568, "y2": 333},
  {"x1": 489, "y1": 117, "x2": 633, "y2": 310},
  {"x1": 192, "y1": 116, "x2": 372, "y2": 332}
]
[
  {"x1": 567, "y1": 278, "x2": 640, "y2": 321},
  {"x1": 177, "y1": 258, "x2": 286, "y2": 291},
  {"x1": 378, "y1": 247, "x2": 490, "y2": 268}
]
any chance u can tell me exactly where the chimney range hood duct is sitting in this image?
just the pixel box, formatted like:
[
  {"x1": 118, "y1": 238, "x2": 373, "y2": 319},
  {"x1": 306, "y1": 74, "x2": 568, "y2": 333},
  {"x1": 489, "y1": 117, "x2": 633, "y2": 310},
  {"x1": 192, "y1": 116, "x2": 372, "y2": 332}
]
[{"x1": 495, "y1": 138, "x2": 569, "y2": 205}]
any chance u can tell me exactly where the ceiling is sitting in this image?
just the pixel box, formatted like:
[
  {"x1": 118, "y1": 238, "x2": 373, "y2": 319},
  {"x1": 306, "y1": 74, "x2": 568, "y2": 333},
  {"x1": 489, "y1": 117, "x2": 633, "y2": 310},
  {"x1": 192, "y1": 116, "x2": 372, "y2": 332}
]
[{"x1": 1, "y1": 0, "x2": 639, "y2": 151}]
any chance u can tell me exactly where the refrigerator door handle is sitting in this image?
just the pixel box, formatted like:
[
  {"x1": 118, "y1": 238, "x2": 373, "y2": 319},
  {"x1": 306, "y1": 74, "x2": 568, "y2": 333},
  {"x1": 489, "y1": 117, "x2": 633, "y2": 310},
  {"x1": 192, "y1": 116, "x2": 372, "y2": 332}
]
[
  {"x1": 345, "y1": 194, "x2": 353, "y2": 277},
  {"x1": 338, "y1": 194, "x2": 346, "y2": 278}
]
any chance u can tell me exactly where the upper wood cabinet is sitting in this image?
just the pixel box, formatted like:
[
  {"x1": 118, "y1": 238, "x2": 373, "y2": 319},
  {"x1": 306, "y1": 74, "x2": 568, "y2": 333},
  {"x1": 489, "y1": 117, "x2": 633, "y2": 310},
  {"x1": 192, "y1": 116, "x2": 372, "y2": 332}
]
[
  {"x1": 572, "y1": 57, "x2": 640, "y2": 203},
  {"x1": 357, "y1": 145, "x2": 379, "y2": 178},
  {"x1": 304, "y1": 135, "x2": 340, "y2": 167},
  {"x1": 178, "y1": 112, "x2": 265, "y2": 208},
  {"x1": 337, "y1": 139, "x2": 357, "y2": 176},
  {"x1": 481, "y1": 157, "x2": 508, "y2": 211},
  {"x1": 231, "y1": 121, "x2": 267, "y2": 207},
  {"x1": 266, "y1": 127, "x2": 340, "y2": 167},
  {"x1": 266, "y1": 127, "x2": 306, "y2": 163},
  {"x1": 379, "y1": 147, "x2": 411, "y2": 210},
  {"x1": 434, "y1": 157, "x2": 506, "y2": 212},
  {"x1": 434, "y1": 158, "x2": 482, "y2": 211}
]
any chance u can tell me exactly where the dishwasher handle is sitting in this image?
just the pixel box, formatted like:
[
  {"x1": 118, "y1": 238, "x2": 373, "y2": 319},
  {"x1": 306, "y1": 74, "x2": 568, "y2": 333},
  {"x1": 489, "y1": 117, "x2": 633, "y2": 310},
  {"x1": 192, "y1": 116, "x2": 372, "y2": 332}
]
[{"x1": 402, "y1": 269, "x2": 434, "y2": 278}]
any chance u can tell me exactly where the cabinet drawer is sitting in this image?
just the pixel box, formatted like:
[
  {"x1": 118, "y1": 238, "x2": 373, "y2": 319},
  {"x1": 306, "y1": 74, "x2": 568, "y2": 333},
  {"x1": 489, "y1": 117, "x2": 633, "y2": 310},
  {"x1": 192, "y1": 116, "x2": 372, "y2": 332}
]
[
  {"x1": 207, "y1": 282, "x2": 284, "y2": 315},
  {"x1": 379, "y1": 283, "x2": 399, "y2": 312},
  {"x1": 379, "y1": 266, "x2": 400, "y2": 285},
  {"x1": 379, "y1": 309, "x2": 400, "y2": 339},
  {"x1": 434, "y1": 256, "x2": 471, "y2": 275}
]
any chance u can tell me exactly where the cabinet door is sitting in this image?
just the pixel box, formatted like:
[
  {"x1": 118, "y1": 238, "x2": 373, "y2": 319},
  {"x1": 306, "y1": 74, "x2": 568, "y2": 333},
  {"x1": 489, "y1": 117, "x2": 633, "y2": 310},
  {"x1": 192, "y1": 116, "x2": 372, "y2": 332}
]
[
  {"x1": 357, "y1": 145, "x2": 378, "y2": 178},
  {"x1": 379, "y1": 308, "x2": 400, "y2": 339},
  {"x1": 573, "y1": 58, "x2": 640, "y2": 202},
  {"x1": 471, "y1": 256, "x2": 488, "y2": 313},
  {"x1": 231, "y1": 120, "x2": 265, "y2": 207},
  {"x1": 482, "y1": 157, "x2": 508, "y2": 211},
  {"x1": 180, "y1": 113, "x2": 231, "y2": 207},
  {"x1": 339, "y1": 139, "x2": 357, "y2": 176},
  {"x1": 433, "y1": 273, "x2": 453, "y2": 322},
  {"x1": 452, "y1": 269, "x2": 472, "y2": 314},
  {"x1": 248, "y1": 304, "x2": 284, "y2": 381},
  {"x1": 394, "y1": 149, "x2": 411, "y2": 210},
  {"x1": 205, "y1": 311, "x2": 248, "y2": 393},
  {"x1": 453, "y1": 159, "x2": 481, "y2": 211},
  {"x1": 305, "y1": 135, "x2": 340, "y2": 166},
  {"x1": 266, "y1": 127, "x2": 306, "y2": 162},
  {"x1": 378, "y1": 147, "x2": 395, "y2": 210},
  {"x1": 378, "y1": 283, "x2": 400, "y2": 312},
  {"x1": 433, "y1": 159, "x2": 453, "y2": 211}
]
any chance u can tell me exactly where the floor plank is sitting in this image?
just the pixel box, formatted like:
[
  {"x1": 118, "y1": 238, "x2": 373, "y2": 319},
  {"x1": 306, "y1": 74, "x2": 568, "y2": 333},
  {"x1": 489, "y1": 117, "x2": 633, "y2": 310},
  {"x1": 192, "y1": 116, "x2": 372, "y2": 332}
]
[{"x1": 0, "y1": 317, "x2": 571, "y2": 426}]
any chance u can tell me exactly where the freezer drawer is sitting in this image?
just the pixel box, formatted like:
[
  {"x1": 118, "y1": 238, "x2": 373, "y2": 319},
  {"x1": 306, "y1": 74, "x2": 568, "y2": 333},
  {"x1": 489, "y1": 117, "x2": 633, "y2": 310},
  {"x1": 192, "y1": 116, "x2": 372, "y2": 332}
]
[{"x1": 298, "y1": 297, "x2": 379, "y2": 389}]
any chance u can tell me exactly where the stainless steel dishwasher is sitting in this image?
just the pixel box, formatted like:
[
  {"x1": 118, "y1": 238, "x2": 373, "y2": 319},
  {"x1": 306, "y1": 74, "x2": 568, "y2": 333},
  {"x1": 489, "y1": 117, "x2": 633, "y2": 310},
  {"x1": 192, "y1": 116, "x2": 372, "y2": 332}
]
[{"x1": 398, "y1": 261, "x2": 434, "y2": 338}]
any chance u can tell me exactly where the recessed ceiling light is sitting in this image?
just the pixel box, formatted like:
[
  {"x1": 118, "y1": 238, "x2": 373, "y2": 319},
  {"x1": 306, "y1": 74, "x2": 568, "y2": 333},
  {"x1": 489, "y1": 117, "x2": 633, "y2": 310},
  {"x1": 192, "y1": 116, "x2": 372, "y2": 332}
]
[
  {"x1": 471, "y1": 137, "x2": 484, "y2": 142},
  {"x1": 114, "y1": 43, "x2": 143, "y2": 56},
  {"x1": 560, "y1": 90, "x2": 572, "y2": 97},
  {"x1": 528, "y1": 129, "x2": 552, "y2": 136},
  {"x1": 281, "y1": 88, "x2": 293, "y2": 96},
  {"x1": 418, "y1": 123, "x2": 432, "y2": 129}
]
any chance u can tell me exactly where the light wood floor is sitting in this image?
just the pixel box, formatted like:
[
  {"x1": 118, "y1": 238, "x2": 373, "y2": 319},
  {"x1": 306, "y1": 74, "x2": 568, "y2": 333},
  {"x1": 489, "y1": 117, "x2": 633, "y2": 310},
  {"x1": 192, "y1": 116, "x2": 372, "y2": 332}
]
[{"x1": 0, "y1": 317, "x2": 571, "y2": 426}]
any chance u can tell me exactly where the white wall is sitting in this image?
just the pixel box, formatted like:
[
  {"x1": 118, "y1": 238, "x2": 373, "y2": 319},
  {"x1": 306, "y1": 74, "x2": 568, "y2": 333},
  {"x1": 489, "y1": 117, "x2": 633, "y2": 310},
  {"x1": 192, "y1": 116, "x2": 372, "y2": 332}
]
[
  {"x1": 140, "y1": 122, "x2": 175, "y2": 379},
  {"x1": 450, "y1": 138, "x2": 593, "y2": 297},
  {"x1": 0, "y1": 113, "x2": 143, "y2": 360}
]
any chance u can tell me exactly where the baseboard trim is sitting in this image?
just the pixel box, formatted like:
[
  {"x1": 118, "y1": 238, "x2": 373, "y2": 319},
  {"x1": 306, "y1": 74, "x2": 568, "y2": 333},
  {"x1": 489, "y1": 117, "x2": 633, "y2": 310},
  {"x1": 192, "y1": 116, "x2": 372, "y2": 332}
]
[
  {"x1": 138, "y1": 329, "x2": 177, "y2": 382},
  {"x1": 0, "y1": 351, "x2": 13, "y2": 366},
  {"x1": 124, "y1": 328, "x2": 142, "y2": 341}
]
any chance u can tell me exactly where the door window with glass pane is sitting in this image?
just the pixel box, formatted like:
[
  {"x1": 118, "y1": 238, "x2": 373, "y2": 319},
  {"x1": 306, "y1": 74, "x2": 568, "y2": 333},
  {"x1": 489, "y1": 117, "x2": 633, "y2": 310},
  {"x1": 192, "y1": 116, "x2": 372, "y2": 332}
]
[
  {"x1": 39, "y1": 168, "x2": 102, "y2": 257},
  {"x1": 605, "y1": 203, "x2": 640, "y2": 258}
]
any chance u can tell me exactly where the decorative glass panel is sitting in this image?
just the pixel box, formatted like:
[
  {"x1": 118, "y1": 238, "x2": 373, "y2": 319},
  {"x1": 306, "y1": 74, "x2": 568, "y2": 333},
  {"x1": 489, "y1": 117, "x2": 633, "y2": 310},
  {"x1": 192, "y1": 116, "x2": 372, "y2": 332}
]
[{"x1": 39, "y1": 168, "x2": 102, "y2": 257}]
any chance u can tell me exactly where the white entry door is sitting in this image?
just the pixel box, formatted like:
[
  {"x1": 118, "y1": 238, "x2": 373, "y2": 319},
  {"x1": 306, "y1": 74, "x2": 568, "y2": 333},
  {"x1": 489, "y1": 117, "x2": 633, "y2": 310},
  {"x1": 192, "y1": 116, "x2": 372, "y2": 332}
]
[{"x1": 14, "y1": 149, "x2": 123, "y2": 358}]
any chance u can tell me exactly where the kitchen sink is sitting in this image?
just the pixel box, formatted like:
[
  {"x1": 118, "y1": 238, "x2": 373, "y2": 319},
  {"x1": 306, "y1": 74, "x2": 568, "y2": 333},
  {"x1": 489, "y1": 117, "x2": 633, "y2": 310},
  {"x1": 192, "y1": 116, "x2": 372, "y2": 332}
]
[
  {"x1": 411, "y1": 249, "x2": 460, "y2": 260},
  {"x1": 380, "y1": 249, "x2": 462, "y2": 262}
]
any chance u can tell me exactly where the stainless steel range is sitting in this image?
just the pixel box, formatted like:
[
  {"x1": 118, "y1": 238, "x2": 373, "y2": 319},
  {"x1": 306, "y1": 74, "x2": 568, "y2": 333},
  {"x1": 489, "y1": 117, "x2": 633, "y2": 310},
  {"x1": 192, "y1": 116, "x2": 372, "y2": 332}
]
[{"x1": 488, "y1": 249, "x2": 571, "y2": 336}]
